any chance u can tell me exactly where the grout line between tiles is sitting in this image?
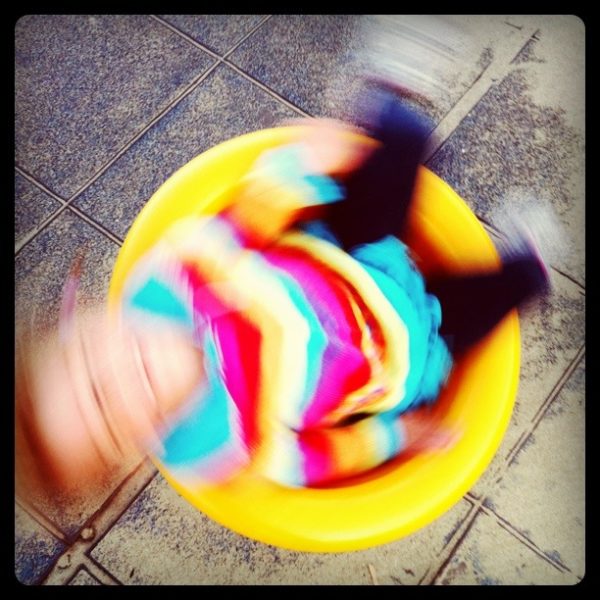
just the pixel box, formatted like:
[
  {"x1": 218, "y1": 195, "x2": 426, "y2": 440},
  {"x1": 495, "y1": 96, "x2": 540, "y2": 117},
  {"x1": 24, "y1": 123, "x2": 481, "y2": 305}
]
[
  {"x1": 150, "y1": 14, "x2": 273, "y2": 61},
  {"x1": 149, "y1": 14, "x2": 302, "y2": 117},
  {"x1": 14, "y1": 165, "x2": 70, "y2": 255},
  {"x1": 430, "y1": 504, "x2": 572, "y2": 584},
  {"x1": 505, "y1": 345, "x2": 585, "y2": 467},
  {"x1": 64, "y1": 565, "x2": 95, "y2": 586},
  {"x1": 222, "y1": 59, "x2": 312, "y2": 117},
  {"x1": 468, "y1": 346, "x2": 586, "y2": 517},
  {"x1": 142, "y1": 17, "x2": 303, "y2": 116},
  {"x1": 480, "y1": 219, "x2": 503, "y2": 238},
  {"x1": 79, "y1": 556, "x2": 123, "y2": 585},
  {"x1": 16, "y1": 497, "x2": 69, "y2": 544},
  {"x1": 458, "y1": 345, "x2": 584, "y2": 581},
  {"x1": 504, "y1": 20, "x2": 524, "y2": 31},
  {"x1": 222, "y1": 15, "x2": 273, "y2": 58},
  {"x1": 149, "y1": 15, "x2": 222, "y2": 60},
  {"x1": 16, "y1": 63, "x2": 221, "y2": 256},
  {"x1": 424, "y1": 500, "x2": 483, "y2": 585},
  {"x1": 64, "y1": 62, "x2": 220, "y2": 206},
  {"x1": 14, "y1": 203, "x2": 70, "y2": 256},
  {"x1": 65, "y1": 562, "x2": 120, "y2": 586},
  {"x1": 14, "y1": 194, "x2": 123, "y2": 257},
  {"x1": 548, "y1": 266, "x2": 585, "y2": 291},
  {"x1": 424, "y1": 25, "x2": 539, "y2": 164},
  {"x1": 41, "y1": 459, "x2": 157, "y2": 585},
  {"x1": 66, "y1": 204, "x2": 123, "y2": 246},
  {"x1": 479, "y1": 503, "x2": 572, "y2": 574},
  {"x1": 417, "y1": 495, "x2": 479, "y2": 584},
  {"x1": 16, "y1": 15, "x2": 276, "y2": 260},
  {"x1": 15, "y1": 165, "x2": 68, "y2": 205},
  {"x1": 45, "y1": 551, "x2": 124, "y2": 586},
  {"x1": 464, "y1": 490, "x2": 481, "y2": 504},
  {"x1": 82, "y1": 460, "x2": 158, "y2": 554},
  {"x1": 528, "y1": 346, "x2": 586, "y2": 424}
]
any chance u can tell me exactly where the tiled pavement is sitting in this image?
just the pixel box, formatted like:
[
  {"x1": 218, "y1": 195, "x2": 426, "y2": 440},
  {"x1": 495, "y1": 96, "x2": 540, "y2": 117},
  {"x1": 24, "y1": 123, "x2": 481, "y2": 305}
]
[{"x1": 14, "y1": 15, "x2": 585, "y2": 585}]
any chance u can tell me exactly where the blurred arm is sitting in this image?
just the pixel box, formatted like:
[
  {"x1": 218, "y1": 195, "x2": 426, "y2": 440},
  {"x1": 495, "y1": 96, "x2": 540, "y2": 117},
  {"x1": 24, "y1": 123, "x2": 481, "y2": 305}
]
[{"x1": 222, "y1": 124, "x2": 372, "y2": 247}]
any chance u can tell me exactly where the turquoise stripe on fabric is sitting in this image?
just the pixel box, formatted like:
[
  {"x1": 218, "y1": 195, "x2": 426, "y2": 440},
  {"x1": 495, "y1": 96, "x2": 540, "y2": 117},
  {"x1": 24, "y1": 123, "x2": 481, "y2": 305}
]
[
  {"x1": 302, "y1": 174, "x2": 343, "y2": 204},
  {"x1": 127, "y1": 275, "x2": 194, "y2": 330},
  {"x1": 354, "y1": 236, "x2": 451, "y2": 409},
  {"x1": 258, "y1": 144, "x2": 343, "y2": 205},
  {"x1": 360, "y1": 263, "x2": 431, "y2": 413},
  {"x1": 373, "y1": 411, "x2": 405, "y2": 459},
  {"x1": 303, "y1": 223, "x2": 451, "y2": 414},
  {"x1": 160, "y1": 330, "x2": 237, "y2": 466}
]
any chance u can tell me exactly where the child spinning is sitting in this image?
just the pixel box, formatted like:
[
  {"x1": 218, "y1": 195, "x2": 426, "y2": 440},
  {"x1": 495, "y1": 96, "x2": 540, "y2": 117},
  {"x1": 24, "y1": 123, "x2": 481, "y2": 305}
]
[{"x1": 15, "y1": 84, "x2": 550, "y2": 495}]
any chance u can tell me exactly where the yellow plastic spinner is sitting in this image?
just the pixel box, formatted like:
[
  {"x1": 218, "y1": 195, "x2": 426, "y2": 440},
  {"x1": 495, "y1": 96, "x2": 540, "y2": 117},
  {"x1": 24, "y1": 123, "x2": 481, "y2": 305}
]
[{"x1": 109, "y1": 127, "x2": 519, "y2": 552}]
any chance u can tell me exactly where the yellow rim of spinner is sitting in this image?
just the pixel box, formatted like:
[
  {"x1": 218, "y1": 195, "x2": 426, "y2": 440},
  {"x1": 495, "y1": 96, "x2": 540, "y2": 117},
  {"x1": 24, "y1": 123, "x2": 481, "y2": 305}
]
[{"x1": 108, "y1": 127, "x2": 520, "y2": 553}]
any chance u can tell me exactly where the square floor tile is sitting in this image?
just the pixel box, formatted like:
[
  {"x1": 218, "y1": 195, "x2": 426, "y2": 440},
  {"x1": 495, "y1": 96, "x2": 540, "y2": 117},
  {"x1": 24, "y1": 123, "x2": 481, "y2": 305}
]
[
  {"x1": 435, "y1": 510, "x2": 579, "y2": 585},
  {"x1": 91, "y1": 474, "x2": 473, "y2": 585},
  {"x1": 158, "y1": 14, "x2": 267, "y2": 54},
  {"x1": 72, "y1": 64, "x2": 299, "y2": 240},
  {"x1": 15, "y1": 15, "x2": 215, "y2": 198},
  {"x1": 15, "y1": 505, "x2": 66, "y2": 585},
  {"x1": 484, "y1": 357, "x2": 585, "y2": 579}
]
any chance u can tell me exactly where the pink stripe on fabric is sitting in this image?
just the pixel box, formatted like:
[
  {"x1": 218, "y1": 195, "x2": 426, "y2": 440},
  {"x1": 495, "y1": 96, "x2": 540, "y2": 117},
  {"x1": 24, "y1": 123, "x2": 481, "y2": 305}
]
[{"x1": 262, "y1": 245, "x2": 371, "y2": 429}]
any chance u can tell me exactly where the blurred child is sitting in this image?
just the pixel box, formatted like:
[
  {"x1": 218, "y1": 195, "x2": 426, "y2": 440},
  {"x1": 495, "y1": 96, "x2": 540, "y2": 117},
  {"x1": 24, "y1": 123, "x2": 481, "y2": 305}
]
[{"x1": 15, "y1": 84, "x2": 550, "y2": 496}]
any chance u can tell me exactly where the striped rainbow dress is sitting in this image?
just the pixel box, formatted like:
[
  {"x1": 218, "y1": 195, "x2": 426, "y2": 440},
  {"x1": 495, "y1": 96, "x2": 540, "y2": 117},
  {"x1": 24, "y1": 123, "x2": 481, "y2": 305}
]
[{"x1": 121, "y1": 144, "x2": 452, "y2": 488}]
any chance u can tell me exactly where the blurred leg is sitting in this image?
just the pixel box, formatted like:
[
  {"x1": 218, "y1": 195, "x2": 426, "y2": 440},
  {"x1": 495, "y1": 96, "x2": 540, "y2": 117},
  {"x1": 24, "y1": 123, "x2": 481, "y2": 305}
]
[
  {"x1": 428, "y1": 255, "x2": 550, "y2": 356},
  {"x1": 325, "y1": 89, "x2": 432, "y2": 250}
]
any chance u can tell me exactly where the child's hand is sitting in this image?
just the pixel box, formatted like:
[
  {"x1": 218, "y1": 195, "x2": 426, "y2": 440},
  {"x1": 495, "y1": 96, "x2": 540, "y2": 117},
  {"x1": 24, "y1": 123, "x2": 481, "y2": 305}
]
[
  {"x1": 225, "y1": 137, "x2": 347, "y2": 247},
  {"x1": 283, "y1": 117, "x2": 377, "y2": 177},
  {"x1": 400, "y1": 409, "x2": 462, "y2": 454},
  {"x1": 15, "y1": 309, "x2": 203, "y2": 496}
]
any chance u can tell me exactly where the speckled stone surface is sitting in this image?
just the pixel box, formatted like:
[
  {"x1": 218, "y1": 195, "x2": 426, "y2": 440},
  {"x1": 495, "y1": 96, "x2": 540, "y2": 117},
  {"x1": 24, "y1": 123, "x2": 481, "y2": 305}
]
[
  {"x1": 90, "y1": 474, "x2": 473, "y2": 585},
  {"x1": 469, "y1": 271, "x2": 585, "y2": 495},
  {"x1": 15, "y1": 172, "x2": 62, "y2": 248},
  {"x1": 434, "y1": 510, "x2": 578, "y2": 585},
  {"x1": 68, "y1": 568, "x2": 102, "y2": 585},
  {"x1": 228, "y1": 15, "x2": 363, "y2": 117},
  {"x1": 484, "y1": 358, "x2": 585, "y2": 580},
  {"x1": 228, "y1": 15, "x2": 539, "y2": 122},
  {"x1": 15, "y1": 208, "x2": 120, "y2": 332},
  {"x1": 72, "y1": 64, "x2": 299, "y2": 240},
  {"x1": 15, "y1": 15, "x2": 215, "y2": 198},
  {"x1": 15, "y1": 505, "x2": 66, "y2": 585},
  {"x1": 427, "y1": 18, "x2": 585, "y2": 286},
  {"x1": 158, "y1": 14, "x2": 267, "y2": 54},
  {"x1": 502, "y1": 274, "x2": 584, "y2": 446}
]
